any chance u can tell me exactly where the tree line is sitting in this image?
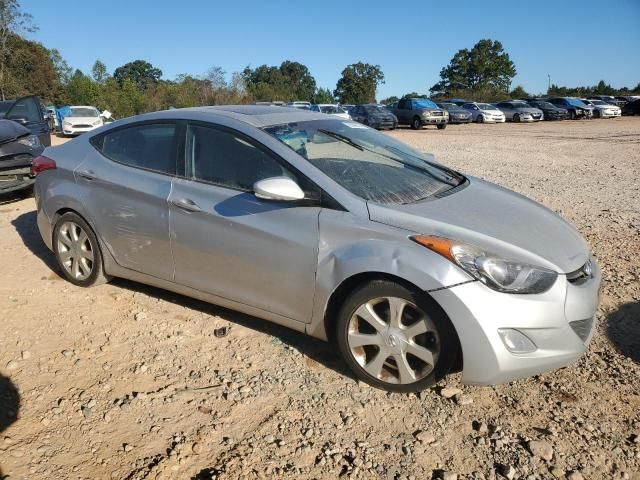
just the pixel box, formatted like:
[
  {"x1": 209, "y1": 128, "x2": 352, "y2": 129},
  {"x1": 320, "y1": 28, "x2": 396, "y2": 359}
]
[{"x1": 1, "y1": 1, "x2": 637, "y2": 119}]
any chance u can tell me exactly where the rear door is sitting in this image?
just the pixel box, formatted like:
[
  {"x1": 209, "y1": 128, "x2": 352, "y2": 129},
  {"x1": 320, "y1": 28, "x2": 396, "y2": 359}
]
[
  {"x1": 78, "y1": 121, "x2": 180, "y2": 280},
  {"x1": 168, "y1": 122, "x2": 321, "y2": 322},
  {"x1": 5, "y1": 96, "x2": 51, "y2": 146},
  {"x1": 396, "y1": 99, "x2": 411, "y2": 123}
]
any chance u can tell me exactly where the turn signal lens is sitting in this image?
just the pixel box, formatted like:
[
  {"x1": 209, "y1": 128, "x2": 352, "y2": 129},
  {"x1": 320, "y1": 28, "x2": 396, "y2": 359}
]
[{"x1": 410, "y1": 235, "x2": 456, "y2": 261}]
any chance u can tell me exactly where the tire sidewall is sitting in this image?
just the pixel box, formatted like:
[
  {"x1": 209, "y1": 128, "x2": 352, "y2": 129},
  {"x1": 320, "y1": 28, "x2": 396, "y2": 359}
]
[
  {"x1": 411, "y1": 117, "x2": 421, "y2": 130},
  {"x1": 335, "y1": 280, "x2": 458, "y2": 393},
  {"x1": 53, "y1": 212, "x2": 104, "y2": 287}
]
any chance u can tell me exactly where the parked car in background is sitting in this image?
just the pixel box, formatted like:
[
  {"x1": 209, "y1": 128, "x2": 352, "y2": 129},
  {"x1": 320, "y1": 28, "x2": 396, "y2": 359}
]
[
  {"x1": 390, "y1": 98, "x2": 448, "y2": 130},
  {"x1": 0, "y1": 95, "x2": 51, "y2": 146},
  {"x1": 615, "y1": 95, "x2": 640, "y2": 104},
  {"x1": 547, "y1": 98, "x2": 593, "y2": 119},
  {"x1": 340, "y1": 104, "x2": 355, "y2": 112},
  {"x1": 0, "y1": 119, "x2": 44, "y2": 194},
  {"x1": 287, "y1": 101, "x2": 312, "y2": 110},
  {"x1": 581, "y1": 99, "x2": 621, "y2": 118},
  {"x1": 33, "y1": 105, "x2": 600, "y2": 392},
  {"x1": 462, "y1": 102, "x2": 506, "y2": 123},
  {"x1": 310, "y1": 104, "x2": 351, "y2": 119},
  {"x1": 61, "y1": 106, "x2": 104, "y2": 136},
  {"x1": 525, "y1": 99, "x2": 569, "y2": 120},
  {"x1": 587, "y1": 95, "x2": 626, "y2": 108},
  {"x1": 495, "y1": 101, "x2": 543, "y2": 122},
  {"x1": 622, "y1": 98, "x2": 640, "y2": 116},
  {"x1": 436, "y1": 102, "x2": 472, "y2": 124},
  {"x1": 349, "y1": 104, "x2": 397, "y2": 129}
]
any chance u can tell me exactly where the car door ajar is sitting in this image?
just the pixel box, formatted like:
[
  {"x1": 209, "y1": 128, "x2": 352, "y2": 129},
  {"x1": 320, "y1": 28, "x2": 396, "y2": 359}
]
[
  {"x1": 168, "y1": 123, "x2": 321, "y2": 323},
  {"x1": 6, "y1": 96, "x2": 51, "y2": 146},
  {"x1": 79, "y1": 122, "x2": 179, "y2": 280}
]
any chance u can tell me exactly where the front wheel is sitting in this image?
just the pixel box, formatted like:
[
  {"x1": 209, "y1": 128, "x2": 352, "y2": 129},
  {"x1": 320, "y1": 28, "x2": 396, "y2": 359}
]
[
  {"x1": 411, "y1": 117, "x2": 422, "y2": 130},
  {"x1": 593, "y1": 109, "x2": 601, "y2": 119},
  {"x1": 53, "y1": 212, "x2": 110, "y2": 287},
  {"x1": 476, "y1": 114, "x2": 485, "y2": 123},
  {"x1": 336, "y1": 280, "x2": 458, "y2": 392},
  {"x1": 513, "y1": 113, "x2": 520, "y2": 122},
  {"x1": 436, "y1": 123, "x2": 447, "y2": 130},
  {"x1": 569, "y1": 110, "x2": 576, "y2": 120}
]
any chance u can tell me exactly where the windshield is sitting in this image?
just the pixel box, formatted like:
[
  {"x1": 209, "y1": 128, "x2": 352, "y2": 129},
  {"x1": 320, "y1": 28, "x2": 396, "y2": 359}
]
[
  {"x1": 70, "y1": 107, "x2": 99, "y2": 117},
  {"x1": 439, "y1": 103, "x2": 463, "y2": 111},
  {"x1": 363, "y1": 105, "x2": 388, "y2": 113},
  {"x1": 319, "y1": 105, "x2": 346, "y2": 114},
  {"x1": 263, "y1": 119, "x2": 463, "y2": 205},
  {"x1": 478, "y1": 103, "x2": 495, "y2": 111},
  {"x1": 534, "y1": 101, "x2": 555, "y2": 108},
  {"x1": 566, "y1": 98, "x2": 588, "y2": 107},
  {"x1": 413, "y1": 99, "x2": 438, "y2": 109},
  {"x1": 590, "y1": 100, "x2": 607, "y2": 105}
]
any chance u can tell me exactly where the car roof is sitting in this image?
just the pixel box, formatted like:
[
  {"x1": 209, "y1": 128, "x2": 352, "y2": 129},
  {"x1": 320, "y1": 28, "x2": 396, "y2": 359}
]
[{"x1": 121, "y1": 105, "x2": 328, "y2": 128}]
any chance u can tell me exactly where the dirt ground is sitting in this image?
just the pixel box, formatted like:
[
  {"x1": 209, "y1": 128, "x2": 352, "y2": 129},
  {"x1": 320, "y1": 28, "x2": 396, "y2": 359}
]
[{"x1": 1, "y1": 118, "x2": 639, "y2": 480}]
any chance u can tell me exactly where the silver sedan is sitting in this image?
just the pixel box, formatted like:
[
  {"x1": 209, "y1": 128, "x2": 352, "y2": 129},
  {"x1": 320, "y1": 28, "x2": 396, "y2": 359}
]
[{"x1": 32, "y1": 106, "x2": 600, "y2": 392}]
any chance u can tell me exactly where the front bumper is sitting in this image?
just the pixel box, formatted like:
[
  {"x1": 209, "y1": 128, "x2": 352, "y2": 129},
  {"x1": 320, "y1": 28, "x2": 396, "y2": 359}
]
[
  {"x1": 421, "y1": 116, "x2": 447, "y2": 124},
  {"x1": 598, "y1": 109, "x2": 621, "y2": 118},
  {"x1": 62, "y1": 124, "x2": 100, "y2": 135},
  {"x1": 448, "y1": 115, "x2": 472, "y2": 124},
  {"x1": 430, "y1": 257, "x2": 601, "y2": 385},
  {"x1": 543, "y1": 111, "x2": 569, "y2": 120}
]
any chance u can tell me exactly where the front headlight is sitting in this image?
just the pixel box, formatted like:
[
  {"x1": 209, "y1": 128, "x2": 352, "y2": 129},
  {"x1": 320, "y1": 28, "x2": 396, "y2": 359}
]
[
  {"x1": 17, "y1": 135, "x2": 41, "y2": 148},
  {"x1": 92, "y1": 119, "x2": 102, "y2": 126},
  {"x1": 63, "y1": 121, "x2": 71, "y2": 126},
  {"x1": 411, "y1": 235, "x2": 558, "y2": 294},
  {"x1": 422, "y1": 111, "x2": 432, "y2": 117}
]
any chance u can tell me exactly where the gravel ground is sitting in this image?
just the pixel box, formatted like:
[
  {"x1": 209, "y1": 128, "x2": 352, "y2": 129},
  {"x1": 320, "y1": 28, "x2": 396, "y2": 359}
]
[{"x1": 0, "y1": 118, "x2": 639, "y2": 480}]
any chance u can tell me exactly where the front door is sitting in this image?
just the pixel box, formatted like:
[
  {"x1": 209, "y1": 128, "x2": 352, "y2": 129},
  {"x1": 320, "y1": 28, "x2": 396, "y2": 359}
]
[
  {"x1": 6, "y1": 96, "x2": 51, "y2": 146},
  {"x1": 169, "y1": 123, "x2": 320, "y2": 322}
]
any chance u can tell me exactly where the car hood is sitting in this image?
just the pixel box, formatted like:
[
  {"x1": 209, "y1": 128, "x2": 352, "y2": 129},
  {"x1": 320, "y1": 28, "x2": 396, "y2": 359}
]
[
  {"x1": 514, "y1": 108, "x2": 543, "y2": 114},
  {"x1": 65, "y1": 116, "x2": 101, "y2": 124},
  {"x1": 482, "y1": 109, "x2": 504, "y2": 115},
  {"x1": 0, "y1": 119, "x2": 30, "y2": 145},
  {"x1": 367, "y1": 177, "x2": 589, "y2": 273}
]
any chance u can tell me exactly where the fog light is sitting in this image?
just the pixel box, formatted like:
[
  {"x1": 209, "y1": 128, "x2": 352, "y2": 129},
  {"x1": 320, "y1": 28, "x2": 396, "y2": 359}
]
[{"x1": 498, "y1": 329, "x2": 537, "y2": 353}]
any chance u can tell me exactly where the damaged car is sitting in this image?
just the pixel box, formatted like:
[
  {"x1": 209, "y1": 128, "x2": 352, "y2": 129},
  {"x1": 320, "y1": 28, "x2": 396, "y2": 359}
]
[
  {"x1": 0, "y1": 119, "x2": 44, "y2": 195},
  {"x1": 34, "y1": 106, "x2": 600, "y2": 392}
]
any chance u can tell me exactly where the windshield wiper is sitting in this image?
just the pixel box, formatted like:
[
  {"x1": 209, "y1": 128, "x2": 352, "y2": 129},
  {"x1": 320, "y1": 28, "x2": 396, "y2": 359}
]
[{"x1": 318, "y1": 129, "x2": 364, "y2": 151}]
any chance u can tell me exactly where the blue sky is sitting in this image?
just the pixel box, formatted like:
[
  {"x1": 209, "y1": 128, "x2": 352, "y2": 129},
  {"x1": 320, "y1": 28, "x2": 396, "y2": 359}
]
[{"x1": 22, "y1": 0, "x2": 640, "y2": 99}]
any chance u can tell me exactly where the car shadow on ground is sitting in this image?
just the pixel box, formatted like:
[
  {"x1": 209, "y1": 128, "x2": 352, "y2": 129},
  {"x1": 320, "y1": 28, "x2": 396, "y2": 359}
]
[
  {"x1": 605, "y1": 301, "x2": 640, "y2": 363},
  {"x1": 11, "y1": 211, "x2": 61, "y2": 275},
  {"x1": 0, "y1": 374, "x2": 20, "y2": 479},
  {"x1": 0, "y1": 189, "x2": 32, "y2": 206},
  {"x1": 10, "y1": 210, "x2": 355, "y2": 382},
  {"x1": 112, "y1": 277, "x2": 356, "y2": 381}
]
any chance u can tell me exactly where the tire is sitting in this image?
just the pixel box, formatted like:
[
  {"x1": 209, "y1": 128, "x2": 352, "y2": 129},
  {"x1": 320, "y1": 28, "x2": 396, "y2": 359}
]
[
  {"x1": 335, "y1": 280, "x2": 458, "y2": 392},
  {"x1": 476, "y1": 114, "x2": 485, "y2": 124},
  {"x1": 569, "y1": 110, "x2": 576, "y2": 120},
  {"x1": 53, "y1": 212, "x2": 110, "y2": 287},
  {"x1": 513, "y1": 113, "x2": 520, "y2": 123},
  {"x1": 411, "y1": 116, "x2": 422, "y2": 130},
  {"x1": 436, "y1": 123, "x2": 447, "y2": 130},
  {"x1": 593, "y1": 109, "x2": 600, "y2": 119}
]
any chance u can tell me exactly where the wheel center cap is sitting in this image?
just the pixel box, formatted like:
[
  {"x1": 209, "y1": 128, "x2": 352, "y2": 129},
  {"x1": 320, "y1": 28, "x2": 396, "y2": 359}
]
[{"x1": 384, "y1": 328, "x2": 406, "y2": 353}]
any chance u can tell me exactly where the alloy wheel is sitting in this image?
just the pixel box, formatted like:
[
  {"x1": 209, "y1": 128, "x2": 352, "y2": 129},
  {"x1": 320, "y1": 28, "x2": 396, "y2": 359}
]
[
  {"x1": 347, "y1": 296, "x2": 440, "y2": 385},
  {"x1": 56, "y1": 221, "x2": 94, "y2": 281}
]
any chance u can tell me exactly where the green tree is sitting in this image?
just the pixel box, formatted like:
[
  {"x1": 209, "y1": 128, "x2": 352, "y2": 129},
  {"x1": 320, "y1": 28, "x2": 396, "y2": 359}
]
[
  {"x1": 113, "y1": 59, "x2": 162, "y2": 90},
  {"x1": 279, "y1": 60, "x2": 316, "y2": 100},
  {"x1": 509, "y1": 85, "x2": 529, "y2": 98},
  {"x1": 242, "y1": 60, "x2": 316, "y2": 101},
  {"x1": 91, "y1": 59, "x2": 108, "y2": 84},
  {"x1": 0, "y1": 0, "x2": 36, "y2": 99},
  {"x1": 430, "y1": 39, "x2": 516, "y2": 96},
  {"x1": 65, "y1": 69, "x2": 98, "y2": 105},
  {"x1": 333, "y1": 62, "x2": 385, "y2": 104},
  {"x1": 48, "y1": 48, "x2": 72, "y2": 85},
  {"x1": 312, "y1": 87, "x2": 334, "y2": 104},
  {"x1": 2, "y1": 33, "x2": 56, "y2": 100}
]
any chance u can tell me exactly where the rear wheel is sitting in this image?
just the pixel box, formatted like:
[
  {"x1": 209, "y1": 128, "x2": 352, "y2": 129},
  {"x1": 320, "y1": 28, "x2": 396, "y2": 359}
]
[
  {"x1": 411, "y1": 116, "x2": 422, "y2": 130},
  {"x1": 53, "y1": 212, "x2": 109, "y2": 287},
  {"x1": 336, "y1": 280, "x2": 458, "y2": 392},
  {"x1": 436, "y1": 123, "x2": 447, "y2": 130}
]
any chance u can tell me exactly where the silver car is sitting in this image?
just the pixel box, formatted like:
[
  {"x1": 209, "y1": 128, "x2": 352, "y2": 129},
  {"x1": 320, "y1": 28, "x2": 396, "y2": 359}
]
[
  {"x1": 495, "y1": 101, "x2": 544, "y2": 122},
  {"x1": 33, "y1": 106, "x2": 600, "y2": 392}
]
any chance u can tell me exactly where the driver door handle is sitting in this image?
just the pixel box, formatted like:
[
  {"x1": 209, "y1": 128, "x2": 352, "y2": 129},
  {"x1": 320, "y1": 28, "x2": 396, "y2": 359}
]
[
  {"x1": 77, "y1": 169, "x2": 96, "y2": 181},
  {"x1": 170, "y1": 198, "x2": 202, "y2": 213}
]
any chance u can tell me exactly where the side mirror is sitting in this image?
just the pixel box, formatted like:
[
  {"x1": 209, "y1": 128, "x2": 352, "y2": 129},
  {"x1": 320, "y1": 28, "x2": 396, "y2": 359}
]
[{"x1": 253, "y1": 177, "x2": 305, "y2": 202}]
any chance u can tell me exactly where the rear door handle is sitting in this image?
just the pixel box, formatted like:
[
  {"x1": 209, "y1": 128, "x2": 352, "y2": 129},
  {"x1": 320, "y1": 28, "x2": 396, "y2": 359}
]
[
  {"x1": 77, "y1": 169, "x2": 96, "y2": 181},
  {"x1": 170, "y1": 198, "x2": 202, "y2": 213}
]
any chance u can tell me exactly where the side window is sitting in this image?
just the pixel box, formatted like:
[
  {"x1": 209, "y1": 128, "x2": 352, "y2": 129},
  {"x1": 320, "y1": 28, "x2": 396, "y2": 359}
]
[
  {"x1": 95, "y1": 123, "x2": 178, "y2": 175},
  {"x1": 398, "y1": 99, "x2": 409, "y2": 110},
  {"x1": 7, "y1": 97, "x2": 42, "y2": 122},
  {"x1": 187, "y1": 124, "x2": 294, "y2": 191}
]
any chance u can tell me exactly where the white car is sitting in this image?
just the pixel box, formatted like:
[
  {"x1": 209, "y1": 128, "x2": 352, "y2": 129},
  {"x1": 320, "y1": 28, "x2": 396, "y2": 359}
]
[
  {"x1": 462, "y1": 102, "x2": 506, "y2": 123},
  {"x1": 61, "y1": 106, "x2": 104, "y2": 136},
  {"x1": 310, "y1": 104, "x2": 351, "y2": 119},
  {"x1": 581, "y1": 99, "x2": 621, "y2": 119},
  {"x1": 287, "y1": 101, "x2": 312, "y2": 110}
]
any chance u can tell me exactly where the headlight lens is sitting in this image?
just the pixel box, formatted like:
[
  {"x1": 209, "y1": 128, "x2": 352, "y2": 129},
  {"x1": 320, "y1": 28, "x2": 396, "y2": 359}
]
[
  {"x1": 92, "y1": 119, "x2": 102, "y2": 126},
  {"x1": 422, "y1": 111, "x2": 432, "y2": 117},
  {"x1": 411, "y1": 235, "x2": 558, "y2": 294},
  {"x1": 17, "y1": 135, "x2": 41, "y2": 148}
]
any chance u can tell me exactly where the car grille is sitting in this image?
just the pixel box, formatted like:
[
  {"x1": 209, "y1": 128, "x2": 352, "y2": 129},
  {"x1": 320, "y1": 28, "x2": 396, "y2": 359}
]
[
  {"x1": 566, "y1": 260, "x2": 593, "y2": 285},
  {"x1": 72, "y1": 124, "x2": 92, "y2": 129},
  {"x1": 532, "y1": 113, "x2": 542, "y2": 119},
  {"x1": 569, "y1": 317, "x2": 594, "y2": 343},
  {"x1": 431, "y1": 111, "x2": 443, "y2": 117}
]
